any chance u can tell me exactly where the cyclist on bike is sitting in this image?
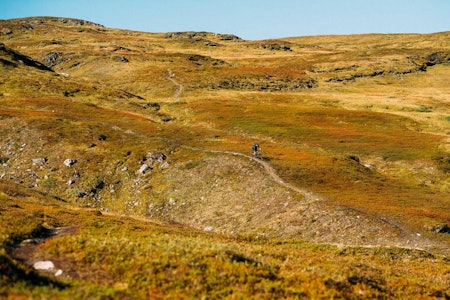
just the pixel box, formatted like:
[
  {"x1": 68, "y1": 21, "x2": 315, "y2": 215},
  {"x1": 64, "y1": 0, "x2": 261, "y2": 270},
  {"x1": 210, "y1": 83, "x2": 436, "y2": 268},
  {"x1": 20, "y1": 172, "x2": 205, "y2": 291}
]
[{"x1": 252, "y1": 143, "x2": 260, "y2": 157}]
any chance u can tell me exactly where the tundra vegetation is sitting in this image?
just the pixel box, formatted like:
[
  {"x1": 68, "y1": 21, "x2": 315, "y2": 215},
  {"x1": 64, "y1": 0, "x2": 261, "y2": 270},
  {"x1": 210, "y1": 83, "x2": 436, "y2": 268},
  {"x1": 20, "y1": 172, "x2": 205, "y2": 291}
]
[{"x1": 0, "y1": 17, "x2": 449, "y2": 298}]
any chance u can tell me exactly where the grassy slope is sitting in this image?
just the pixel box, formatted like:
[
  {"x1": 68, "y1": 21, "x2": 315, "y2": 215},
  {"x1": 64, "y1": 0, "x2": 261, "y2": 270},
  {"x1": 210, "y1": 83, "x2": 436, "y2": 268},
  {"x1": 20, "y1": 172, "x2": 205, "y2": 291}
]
[
  {"x1": 0, "y1": 17, "x2": 449, "y2": 298},
  {"x1": 1, "y1": 187, "x2": 449, "y2": 299}
]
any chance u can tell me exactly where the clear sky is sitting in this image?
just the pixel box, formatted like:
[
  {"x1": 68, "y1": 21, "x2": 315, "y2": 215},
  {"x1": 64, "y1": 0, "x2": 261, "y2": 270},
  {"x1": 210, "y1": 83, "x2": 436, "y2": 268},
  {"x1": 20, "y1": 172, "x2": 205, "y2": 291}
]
[{"x1": 1, "y1": 0, "x2": 449, "y2": 40}]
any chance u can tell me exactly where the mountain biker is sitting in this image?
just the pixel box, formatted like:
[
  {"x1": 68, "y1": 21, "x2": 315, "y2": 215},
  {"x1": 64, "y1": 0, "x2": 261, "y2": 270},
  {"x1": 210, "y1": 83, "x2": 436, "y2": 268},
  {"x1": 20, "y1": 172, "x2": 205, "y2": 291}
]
[{"x1": 252, "y1": 143, "x2": 260, "y2": 157}]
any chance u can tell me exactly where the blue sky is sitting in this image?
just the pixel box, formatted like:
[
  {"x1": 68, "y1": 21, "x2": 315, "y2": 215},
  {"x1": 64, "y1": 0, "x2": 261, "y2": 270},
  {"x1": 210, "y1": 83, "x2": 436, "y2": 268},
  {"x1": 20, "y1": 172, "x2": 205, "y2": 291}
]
[{"x1": 1, "y1": 0, "x2": 449, "y2": 40}]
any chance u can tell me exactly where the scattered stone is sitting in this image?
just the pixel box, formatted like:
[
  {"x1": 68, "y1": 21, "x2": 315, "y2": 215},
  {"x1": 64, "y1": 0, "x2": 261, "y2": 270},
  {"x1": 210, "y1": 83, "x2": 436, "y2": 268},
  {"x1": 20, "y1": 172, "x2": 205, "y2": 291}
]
[
  {"x1": 20, "y1": 238, "x2": 41, "y2": 245},
  {"x1": 204, "y1": 41, "x2": 217, "y2": 47},
  {"x1": 166, "y1": 31, "x2": 208, "y2": 40},
  {"x1": 32, "y1": 158, "x2": 47, "y2": 165},
  {"x1": 43, "y1": 52, "x2": 63, "y2": 67},
  {"x1": 114, "y1": 56, "x2": 129, "y2": 62},
  {"x1": 55, "y1": 269, "x2": 63, "y2": 276},
  {"x1": 98, "y1": 134, "x2": 107, "y2": 141},
  {"x1": 90, "y1": 180, "x2": 105, "y2": 194},
  {"x1": 157, "y1": 154, "x2": 167, "y2": 163},
  {"x1": 1, "y1": 28, "x2": 13, "y2": 35},
  {"x1": 142, "y1": 102, "x2": 161, "y2": 111},
  {"x1": 217, "y1": 33, "x2": 241, "y2": 41},
  {"x1": 160, "y1": 162, "x2": 170, "y2": 170},
  {"x1": 63, "y1": 158, "x2": 76, "y2": 167},
  {"x1": 77, "y1": 190, "x2": 87, "y2": 198},
  {"x1": 33, "y1": 261, "x2": 54, "y2": 270},
  {"x1": 259, "y1": 43, "x2": 291, "y2": 51},
  {"x1": 204, "y1": 226, "x2": 214, "y2": 232},
  {"x1": 138, "y1": 164, "x2": 151, "y2": 174},
  {"x1": 67, "y1": 179, "x2": 75, "y2": 185}
]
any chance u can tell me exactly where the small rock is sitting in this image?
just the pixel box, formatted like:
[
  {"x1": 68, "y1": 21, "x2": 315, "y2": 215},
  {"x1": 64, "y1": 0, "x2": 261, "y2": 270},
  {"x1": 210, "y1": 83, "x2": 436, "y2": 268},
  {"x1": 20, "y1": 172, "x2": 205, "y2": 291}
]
[
  {"x1": 20, "y1": 238, "x2": 41, "y2": 245},
  {"x1": 33, "y1": 261, "x2": 54, "y2": 270},
  {"x1": 32, "y1": 158, "x2": 47, "y2": 165},
  {"x1": 160, "y1": 162, "x2": 170, "y2": 170},
  {"x1": 63, "y1": 159, "x2": 76, "y2": 167},
  {"x1": 138, "y1": 164, "x2": 151, "y2": 174},
  {"x1": 204, "y1": 226, "x2": 214, "y2": 232},
  {"x1": 114, "y1": 56, "x2": 129, "y2": 62},
  {"x1": 55, "y1": 269, "x2": 63, "y2": 276},
  {"x1": 157, "y1": 154, "x2": 167, "y2": 163}
]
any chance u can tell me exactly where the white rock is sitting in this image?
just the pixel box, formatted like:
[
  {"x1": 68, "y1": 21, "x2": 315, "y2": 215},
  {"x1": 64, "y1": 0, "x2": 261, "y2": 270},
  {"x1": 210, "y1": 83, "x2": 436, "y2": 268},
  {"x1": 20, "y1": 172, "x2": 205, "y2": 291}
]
[
  {"x1": 204, "y1": 226, "x2": 214, "y2": 232},
  {"x1": 33, "y1": 261, "x2": 54, "y2": 270},
  {"x1": 138, "y1": 164, "x2": 151, "y2": 174},
  {"x1": 32, "y1": 158, "x2": 47, "y2": 165},
  {"x1": 63, "y1": 158, "x2": 76, "y2": 167},
  {"x1": 55, "y1": 269, "x2": 63, "y2": 276}
]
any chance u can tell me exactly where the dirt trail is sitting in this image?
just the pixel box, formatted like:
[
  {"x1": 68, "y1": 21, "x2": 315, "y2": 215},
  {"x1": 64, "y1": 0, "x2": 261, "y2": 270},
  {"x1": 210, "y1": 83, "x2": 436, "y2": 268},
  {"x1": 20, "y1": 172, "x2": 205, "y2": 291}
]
[
  {"x1": 200, "y1": 148, "x2": 325, "y2": 203},
  {"x1": 11, "y1": 225, "x2": 78, "y2": 277},
  {"x1": 167, "y1": 69, "x2": 183, "y2": 100}
]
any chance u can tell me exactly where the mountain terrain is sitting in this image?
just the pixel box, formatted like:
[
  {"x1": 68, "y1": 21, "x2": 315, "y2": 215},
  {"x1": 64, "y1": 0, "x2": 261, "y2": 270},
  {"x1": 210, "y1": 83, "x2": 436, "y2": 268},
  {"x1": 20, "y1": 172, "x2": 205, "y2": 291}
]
[{"x1": 0, "y1": 17, "x2": 449, "y2": 298}]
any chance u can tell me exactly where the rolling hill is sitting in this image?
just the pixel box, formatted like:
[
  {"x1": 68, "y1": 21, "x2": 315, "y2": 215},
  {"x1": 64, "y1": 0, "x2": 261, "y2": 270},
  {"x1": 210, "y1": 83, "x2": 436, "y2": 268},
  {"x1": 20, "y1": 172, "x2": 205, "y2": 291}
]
[{"x1": 1, "y1": 17, "x2": 449, "y2": 298}]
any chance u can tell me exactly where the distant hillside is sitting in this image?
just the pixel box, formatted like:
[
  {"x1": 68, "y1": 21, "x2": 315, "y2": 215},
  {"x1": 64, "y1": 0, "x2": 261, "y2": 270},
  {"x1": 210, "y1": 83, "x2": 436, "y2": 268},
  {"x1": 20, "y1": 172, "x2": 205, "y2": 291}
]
[{"x1": 0, "y1": 16, "x2": 449, "y2": 299}]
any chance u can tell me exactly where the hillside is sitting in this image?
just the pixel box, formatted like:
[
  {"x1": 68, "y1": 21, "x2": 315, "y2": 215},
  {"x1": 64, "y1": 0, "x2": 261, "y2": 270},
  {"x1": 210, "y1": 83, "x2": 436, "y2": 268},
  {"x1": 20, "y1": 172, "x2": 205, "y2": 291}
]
[{"x1": 0, "y1": 17, "x2": 449, "y2": 298}]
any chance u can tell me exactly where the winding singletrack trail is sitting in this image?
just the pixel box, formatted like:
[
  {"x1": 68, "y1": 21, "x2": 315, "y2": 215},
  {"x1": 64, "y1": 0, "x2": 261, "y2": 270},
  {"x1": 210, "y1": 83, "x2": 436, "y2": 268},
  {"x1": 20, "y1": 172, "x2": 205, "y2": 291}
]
[
  {"x1": 167, "y1": 69, "x2": 183, "y2": 100},
  {"x1": 203, "y1": 148, "x2": 325, "y2": 203}
]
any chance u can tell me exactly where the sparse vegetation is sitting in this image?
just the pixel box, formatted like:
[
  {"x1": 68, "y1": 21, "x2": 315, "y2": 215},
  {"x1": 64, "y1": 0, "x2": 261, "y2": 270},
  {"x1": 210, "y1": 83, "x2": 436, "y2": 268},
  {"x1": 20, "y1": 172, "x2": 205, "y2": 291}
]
[{"x1": 0, "y1": 16, "x2": 449, "y2": 298}]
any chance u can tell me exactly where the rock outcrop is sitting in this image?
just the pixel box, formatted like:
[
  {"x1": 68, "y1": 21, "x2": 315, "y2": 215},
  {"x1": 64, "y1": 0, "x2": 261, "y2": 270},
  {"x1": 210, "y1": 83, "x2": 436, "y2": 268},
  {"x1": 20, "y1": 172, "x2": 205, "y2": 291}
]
[{"x1": 0, "y1": 43, "x2": 54, "y2": 71}]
